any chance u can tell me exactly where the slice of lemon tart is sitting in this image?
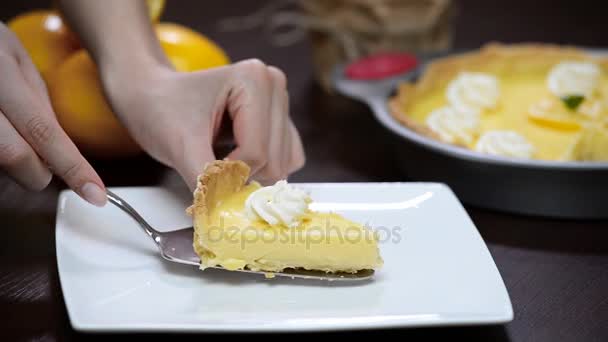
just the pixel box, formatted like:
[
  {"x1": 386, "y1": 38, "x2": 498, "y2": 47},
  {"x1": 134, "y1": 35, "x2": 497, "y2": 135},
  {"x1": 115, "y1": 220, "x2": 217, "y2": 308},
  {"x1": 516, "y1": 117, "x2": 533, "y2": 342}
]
[{"x1": 187, "y1": 160, "x2": 383, "y2": 274}]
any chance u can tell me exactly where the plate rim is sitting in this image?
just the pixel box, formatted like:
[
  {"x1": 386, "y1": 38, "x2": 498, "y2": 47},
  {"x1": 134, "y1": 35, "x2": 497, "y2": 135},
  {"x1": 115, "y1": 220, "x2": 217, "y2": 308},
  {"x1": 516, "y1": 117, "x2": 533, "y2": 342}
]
[{"x1": 69, "y1": 313, "x2": 514, "y2": 333}]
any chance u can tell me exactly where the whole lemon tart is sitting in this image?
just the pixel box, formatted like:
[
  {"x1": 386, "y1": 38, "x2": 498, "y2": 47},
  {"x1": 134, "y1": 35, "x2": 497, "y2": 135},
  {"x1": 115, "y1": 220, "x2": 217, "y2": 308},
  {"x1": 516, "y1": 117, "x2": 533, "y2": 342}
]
[
  {"x1": 389, "y1": 43, "x2": 608, "y2": 161},
  {"x1": 187, "y1": 160, "x2": 383, "y2": 274}
]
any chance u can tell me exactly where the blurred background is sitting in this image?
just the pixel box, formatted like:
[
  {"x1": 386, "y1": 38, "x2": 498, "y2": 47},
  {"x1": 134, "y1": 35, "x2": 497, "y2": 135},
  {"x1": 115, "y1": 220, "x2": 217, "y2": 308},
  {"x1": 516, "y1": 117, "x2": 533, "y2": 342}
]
[{"x1": 1, "y1": 0, "x2": 607, "y2": 187}]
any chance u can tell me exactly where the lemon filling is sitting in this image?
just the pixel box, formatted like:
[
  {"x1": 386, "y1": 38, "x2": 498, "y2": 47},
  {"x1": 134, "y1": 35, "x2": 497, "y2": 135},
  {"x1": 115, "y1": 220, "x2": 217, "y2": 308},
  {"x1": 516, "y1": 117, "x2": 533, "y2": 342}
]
[{"x1": 397, "y1": 46, "x2": 608, "y2": 161}]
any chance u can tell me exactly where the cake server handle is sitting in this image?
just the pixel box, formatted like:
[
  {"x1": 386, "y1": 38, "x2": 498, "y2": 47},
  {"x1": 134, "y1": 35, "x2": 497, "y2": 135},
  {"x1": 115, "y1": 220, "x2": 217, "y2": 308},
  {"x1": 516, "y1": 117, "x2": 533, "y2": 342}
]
[{"x1": 106, "y1": 190, "x2": 162, "y2": 244}]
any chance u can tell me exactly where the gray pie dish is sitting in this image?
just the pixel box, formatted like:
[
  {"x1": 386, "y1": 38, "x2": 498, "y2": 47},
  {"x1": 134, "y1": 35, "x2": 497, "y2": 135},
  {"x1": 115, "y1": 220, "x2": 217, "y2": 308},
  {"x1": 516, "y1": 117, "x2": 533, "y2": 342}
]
[{"x1": 332, "y1": 57, "x2": 608, "y2": 219}]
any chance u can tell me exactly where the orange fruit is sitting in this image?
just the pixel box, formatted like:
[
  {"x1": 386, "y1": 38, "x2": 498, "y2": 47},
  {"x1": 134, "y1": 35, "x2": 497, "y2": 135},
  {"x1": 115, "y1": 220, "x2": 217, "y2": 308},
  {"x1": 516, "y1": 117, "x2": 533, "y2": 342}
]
[
  {"x1": 49, "y1": 25, "x2": 230, "y2": 158},
  {"x1": 8, "y1": 10, "x2": 79, "y2": 83},
  {"x1": 156, "y1": 23, "x2": 230, "y2": 71},
  {"x1": 48, "y1": 51, "x2": 140, "y2": 158}
]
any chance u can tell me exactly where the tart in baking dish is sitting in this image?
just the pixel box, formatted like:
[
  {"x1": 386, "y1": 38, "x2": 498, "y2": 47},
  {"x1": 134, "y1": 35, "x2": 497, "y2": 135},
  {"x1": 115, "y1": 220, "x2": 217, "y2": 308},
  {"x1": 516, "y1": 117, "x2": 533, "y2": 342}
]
[{"x1": 389, "y1": 43, "x2": 608, "y2": 161}]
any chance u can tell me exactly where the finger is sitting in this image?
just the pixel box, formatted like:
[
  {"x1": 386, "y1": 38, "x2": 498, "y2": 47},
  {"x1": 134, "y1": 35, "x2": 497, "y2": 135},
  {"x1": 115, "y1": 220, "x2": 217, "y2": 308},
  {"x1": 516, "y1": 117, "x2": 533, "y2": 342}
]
[
  {"x1": 225, "y1": 59, "x2": 273, "y2": 174},
  {"x1": 10, "y1": 35, "x2": 51, "y2": 104},
  {"x1": 256, "y1": 67, "x2": 287, "y2": 182},
  {"x1": 270, "y1": 66, "x2": 291, "y2": 177},
  {"x1": 278, "y1": 89, "x2": 291, "y2": 177},
  {"x1": 177, "y1": 133, "x2": 216, "y2": 190},
  {"x1": 0, "y1": 57, "x2": 107, "y2": 206},
  {"x1": 255, "y1": 66, "x2": 290, "y2": 184},
  {"x1": 287, "y1": 120, "x2": 305, "y2": 173},
  {"x1": 0, "y1": 110, "x2": 52, "y2": 190}
]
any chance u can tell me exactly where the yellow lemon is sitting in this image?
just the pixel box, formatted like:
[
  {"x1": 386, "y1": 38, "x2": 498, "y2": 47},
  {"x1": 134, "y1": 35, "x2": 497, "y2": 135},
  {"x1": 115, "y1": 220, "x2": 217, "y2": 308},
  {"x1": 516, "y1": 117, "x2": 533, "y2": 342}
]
[{"x1": 527, "y1": 111, "x2": 582, "y2": 131}]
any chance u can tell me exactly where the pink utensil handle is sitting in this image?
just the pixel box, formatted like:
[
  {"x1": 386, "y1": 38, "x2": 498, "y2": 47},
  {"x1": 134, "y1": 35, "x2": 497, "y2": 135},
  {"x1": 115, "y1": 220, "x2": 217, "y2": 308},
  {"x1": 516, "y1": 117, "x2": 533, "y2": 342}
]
[{"x1": 344, "y1": 52, "x2": 419, "y2": 80}]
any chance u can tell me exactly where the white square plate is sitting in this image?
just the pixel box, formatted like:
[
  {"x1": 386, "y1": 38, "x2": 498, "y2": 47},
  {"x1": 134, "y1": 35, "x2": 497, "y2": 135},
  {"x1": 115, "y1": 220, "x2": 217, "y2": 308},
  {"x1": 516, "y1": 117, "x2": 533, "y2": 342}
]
[{"x1": 56, "y1": 183, "x2": 513, "y2": 333}]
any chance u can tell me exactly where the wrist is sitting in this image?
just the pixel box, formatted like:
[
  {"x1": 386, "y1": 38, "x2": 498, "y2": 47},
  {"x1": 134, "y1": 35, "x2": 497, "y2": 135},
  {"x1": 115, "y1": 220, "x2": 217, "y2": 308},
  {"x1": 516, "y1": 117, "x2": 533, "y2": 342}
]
[
  {"x1": 97, "y1": 47, "x2": 173, "y2": 80},
  {"x1": 98, "y1": 55, "x2": 174, "y2": 128},
  {"x1": 98, "y1": 51, "x2": 173, "y2": 98}
]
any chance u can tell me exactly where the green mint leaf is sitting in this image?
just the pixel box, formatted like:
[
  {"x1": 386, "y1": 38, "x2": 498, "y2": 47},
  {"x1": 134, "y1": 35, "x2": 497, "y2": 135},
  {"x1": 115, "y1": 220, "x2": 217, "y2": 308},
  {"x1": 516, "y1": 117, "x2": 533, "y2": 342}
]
[{"x1": 561, "y1": 95, "x2": 585, "y2": 110}]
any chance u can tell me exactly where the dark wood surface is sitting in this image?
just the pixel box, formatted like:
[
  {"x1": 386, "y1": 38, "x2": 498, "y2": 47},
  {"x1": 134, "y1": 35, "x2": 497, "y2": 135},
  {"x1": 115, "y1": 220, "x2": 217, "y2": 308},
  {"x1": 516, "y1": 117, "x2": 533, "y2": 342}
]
[{"x1": 2, "y1": 1, "x2": 608, "y2": 341}]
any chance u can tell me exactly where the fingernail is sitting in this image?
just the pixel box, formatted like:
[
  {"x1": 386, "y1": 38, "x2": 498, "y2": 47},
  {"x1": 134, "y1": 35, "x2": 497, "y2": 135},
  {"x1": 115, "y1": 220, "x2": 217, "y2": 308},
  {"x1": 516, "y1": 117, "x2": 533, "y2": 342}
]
[{"x1": 81, "y1": 182, "x2": 107, "y2": 207}]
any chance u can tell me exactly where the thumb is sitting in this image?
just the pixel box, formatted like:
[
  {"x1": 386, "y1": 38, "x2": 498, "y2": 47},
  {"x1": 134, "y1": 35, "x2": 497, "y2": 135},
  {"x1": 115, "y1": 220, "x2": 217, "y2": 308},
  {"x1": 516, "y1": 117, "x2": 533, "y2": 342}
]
[{"x1": 176, "y1": 142, "x2": 216, "y2": 191}]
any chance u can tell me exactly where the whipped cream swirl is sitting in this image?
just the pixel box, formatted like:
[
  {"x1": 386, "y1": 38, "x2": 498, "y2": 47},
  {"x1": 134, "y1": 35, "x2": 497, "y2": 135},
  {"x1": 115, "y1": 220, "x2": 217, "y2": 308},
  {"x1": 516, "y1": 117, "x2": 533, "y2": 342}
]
[
  {"x1": 426, "y1": 106, "x2": 480, "y2": 145},
  {"x1": 547, "y1": 61, "x2": 600, "y2": 98},
  {"x1": 446, "y1": 72, "x2": 500, "y2": 115},
  {"x1": 475, "y1": 130, "x2": 535, "y2": 159},
  {"x1": 245, "y1": 180, "x2": 311, "y2": 228}
]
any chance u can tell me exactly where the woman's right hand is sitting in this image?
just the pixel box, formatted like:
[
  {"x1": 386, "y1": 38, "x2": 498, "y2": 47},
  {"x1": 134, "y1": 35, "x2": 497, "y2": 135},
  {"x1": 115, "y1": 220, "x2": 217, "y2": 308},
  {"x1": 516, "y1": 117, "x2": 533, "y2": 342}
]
[{"x1": 0, "y1": 23, "x2": 106, "y2": 206}]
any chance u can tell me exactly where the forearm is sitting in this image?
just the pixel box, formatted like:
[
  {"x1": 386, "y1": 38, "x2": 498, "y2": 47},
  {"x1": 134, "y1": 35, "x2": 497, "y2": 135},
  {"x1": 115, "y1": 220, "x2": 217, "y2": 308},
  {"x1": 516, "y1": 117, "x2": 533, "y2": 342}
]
[{"x1": 57, "y1": 0, "x2": 170, "y2": 73}]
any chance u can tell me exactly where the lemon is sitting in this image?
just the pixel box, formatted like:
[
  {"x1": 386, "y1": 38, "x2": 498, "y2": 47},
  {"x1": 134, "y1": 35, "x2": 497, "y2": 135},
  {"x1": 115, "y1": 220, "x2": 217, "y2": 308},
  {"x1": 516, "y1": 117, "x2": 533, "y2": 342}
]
[
  {"x1": 527, "y1": 111, "x2": 582, "y2": 131},
  {"x1": 49, "y1": 25, "x2": 230, "y2": 158},
  {"x1": 48, "y1": 51, "x2": 140, "y2": 158},
  {"x1": 527, "y1": 98, "x2": 582, "y2": 131},
  {"x1": 156, "y1": 23, "x2": 230, "y2": 71},
  {"x1": 8, "y1": 10, "x2": 79, "y2": 83}
]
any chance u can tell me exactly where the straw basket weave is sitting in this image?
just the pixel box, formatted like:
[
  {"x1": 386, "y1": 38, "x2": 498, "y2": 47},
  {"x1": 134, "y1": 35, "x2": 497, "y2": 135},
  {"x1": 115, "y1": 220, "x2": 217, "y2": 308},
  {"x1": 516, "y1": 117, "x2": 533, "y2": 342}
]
[{"x1": 299, "y1": 0, "x2": 454, "y2": 91}]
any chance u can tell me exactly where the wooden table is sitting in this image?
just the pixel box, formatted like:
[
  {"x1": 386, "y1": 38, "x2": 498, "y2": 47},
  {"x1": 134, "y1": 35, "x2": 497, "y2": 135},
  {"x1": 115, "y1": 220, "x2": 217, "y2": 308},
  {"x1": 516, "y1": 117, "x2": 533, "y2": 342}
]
[{"x1": 2, "y1": 1, "x2": 607, "y2": 341}]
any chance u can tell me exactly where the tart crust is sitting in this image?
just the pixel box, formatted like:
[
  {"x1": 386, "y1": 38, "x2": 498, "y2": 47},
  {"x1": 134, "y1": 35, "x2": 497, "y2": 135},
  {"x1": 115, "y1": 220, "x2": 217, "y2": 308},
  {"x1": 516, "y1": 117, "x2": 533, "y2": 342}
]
[{"x1": 187, "y1": 159, "x2": 250, "y2": 257}]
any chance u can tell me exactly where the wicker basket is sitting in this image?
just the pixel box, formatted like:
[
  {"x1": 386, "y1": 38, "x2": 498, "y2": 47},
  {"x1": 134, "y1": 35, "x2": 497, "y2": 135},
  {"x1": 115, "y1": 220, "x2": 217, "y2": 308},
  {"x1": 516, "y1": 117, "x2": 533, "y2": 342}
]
[{"x1": 299, "y1": 0, "x2": 455, "y2": 91}]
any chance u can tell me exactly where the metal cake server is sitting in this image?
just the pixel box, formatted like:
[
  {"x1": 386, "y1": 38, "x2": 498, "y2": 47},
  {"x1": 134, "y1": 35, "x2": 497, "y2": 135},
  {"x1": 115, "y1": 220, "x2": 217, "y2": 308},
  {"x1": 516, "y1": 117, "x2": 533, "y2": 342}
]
[{"x1": 106, "y1": 190, "x2": 375, "y2": 281}]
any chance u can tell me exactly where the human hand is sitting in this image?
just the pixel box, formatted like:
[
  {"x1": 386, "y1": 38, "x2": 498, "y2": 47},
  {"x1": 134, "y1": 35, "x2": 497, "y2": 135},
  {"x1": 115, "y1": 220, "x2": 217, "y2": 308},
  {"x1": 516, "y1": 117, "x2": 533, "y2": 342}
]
[
  {"x1": 0, "y1": 23, "x2": 106, "y2": 206},
  {"x1": 101, "y1": 59, "x2": 305, "y2": 189}
]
